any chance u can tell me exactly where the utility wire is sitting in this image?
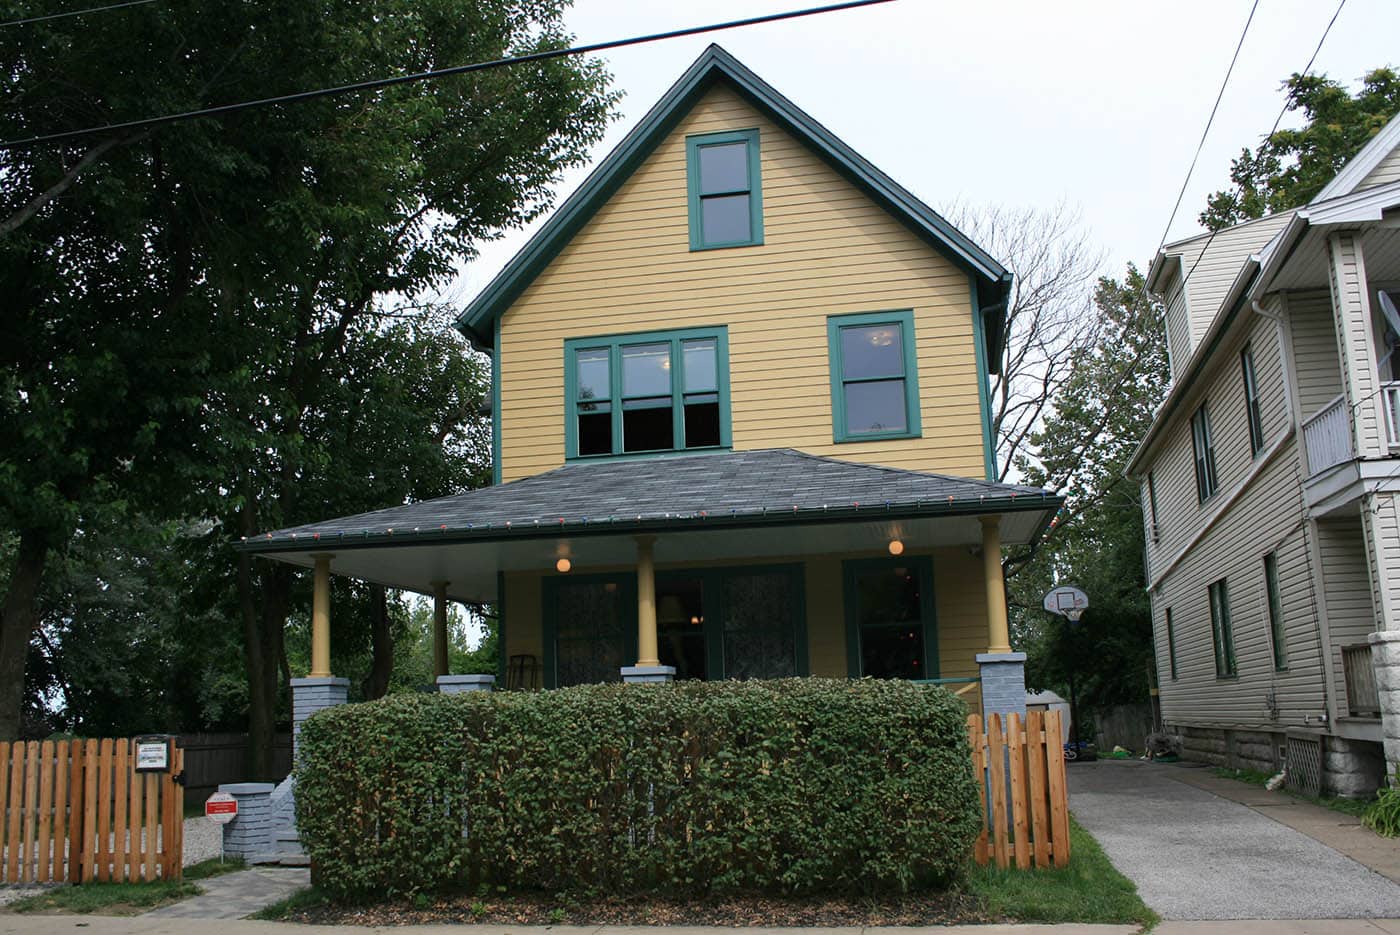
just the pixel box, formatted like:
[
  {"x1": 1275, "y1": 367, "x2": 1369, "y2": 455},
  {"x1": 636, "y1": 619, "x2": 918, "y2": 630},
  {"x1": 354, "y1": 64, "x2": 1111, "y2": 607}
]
[
  {"x1": 0, "y1": 0, "x2": 155, "y2": 28},
  {"x1": 1, "y1": 0, "x2": 895, "y2": 149}
]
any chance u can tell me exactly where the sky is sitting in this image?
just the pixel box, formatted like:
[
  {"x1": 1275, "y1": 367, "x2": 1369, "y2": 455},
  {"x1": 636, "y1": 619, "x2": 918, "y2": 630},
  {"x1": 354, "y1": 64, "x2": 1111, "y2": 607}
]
[{"x1": 444, "y1": 0, "x2": 1400, "y2": 307}]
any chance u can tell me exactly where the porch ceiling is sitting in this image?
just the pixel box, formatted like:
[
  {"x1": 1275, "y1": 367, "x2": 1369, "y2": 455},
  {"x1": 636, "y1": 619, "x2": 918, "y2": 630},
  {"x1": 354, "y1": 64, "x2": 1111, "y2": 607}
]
[{"x1": 239, "y1": 448, "x2": 1060, "y2": 603}]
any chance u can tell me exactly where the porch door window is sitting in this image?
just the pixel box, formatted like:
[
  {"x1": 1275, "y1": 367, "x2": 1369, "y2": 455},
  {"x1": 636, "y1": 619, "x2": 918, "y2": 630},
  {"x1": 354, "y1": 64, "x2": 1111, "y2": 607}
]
[
  {"x1": 655, "y1": 564, "x2": 806, "y2": 680},
  {"x1": 844, "y1": 557, "x2": 936, "y2": 679},
  {"x1": 546, "y1": 575, "x2": 634, "y2": 688},
  {"x1": 722, "y1": 570, "x2": 801, "y2": 679},
  {"x1": 656, "y1": 577, "x2": 707, "y2": 680}
]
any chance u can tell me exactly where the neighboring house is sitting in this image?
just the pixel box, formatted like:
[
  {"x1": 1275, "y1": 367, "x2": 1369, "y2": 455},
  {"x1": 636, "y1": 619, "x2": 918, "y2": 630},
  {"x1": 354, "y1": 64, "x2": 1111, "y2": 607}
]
[
  {"x1": 1127, "y1": 113, "x2": 1400, "y2": 796},
  {"x1": 239, "y1": 45, "x2": 1059, "y2": 741}
]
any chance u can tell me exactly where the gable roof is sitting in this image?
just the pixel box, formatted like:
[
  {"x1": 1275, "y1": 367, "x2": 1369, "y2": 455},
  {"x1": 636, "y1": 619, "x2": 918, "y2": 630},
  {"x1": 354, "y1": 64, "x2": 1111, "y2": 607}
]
[
  {"x1": 1311, "y1": 110, "x2": 1400, "y2": 202},
  {"x1": 455, "y1": 44, "x2": 1012, "y2": 369},
  {"x1": 241, "y1": 448, "x2": 1058, "y2": 554}
]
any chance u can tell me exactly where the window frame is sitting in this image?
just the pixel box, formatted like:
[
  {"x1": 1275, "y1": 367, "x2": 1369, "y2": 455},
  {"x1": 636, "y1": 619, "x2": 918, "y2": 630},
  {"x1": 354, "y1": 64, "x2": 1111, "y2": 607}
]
[
  {"x1": 1264, "y1": 552, "x2": 1287, "y2": 671},
  {"x1": 1147, "y1": 472, "x2": 1161, "y2": 543},
  {"x1": 1241, "y1": 344, "x2": 1265, "y2": 456},
  {"x1": 563, "y1": 326, "x2": 731, "y2": 461},
  {"x1": 1208, "y1": 578, "x2": 1237, "y2": 678},
  {"x1": 842, "y1": 555, "x2": 939, "y2": 680},
  {"x1": 686, "y1": 129, "x2": 764, "y2": 251},
  {"x1": 827, "y1": 309, "x2": 923, "y2": 443},
  {"x1": 1164, "y1": 607, "x2": 1177, "y2": 681},
  {"x1": 1191, "y1": 402, "x2": 1219, "y2": 503}
]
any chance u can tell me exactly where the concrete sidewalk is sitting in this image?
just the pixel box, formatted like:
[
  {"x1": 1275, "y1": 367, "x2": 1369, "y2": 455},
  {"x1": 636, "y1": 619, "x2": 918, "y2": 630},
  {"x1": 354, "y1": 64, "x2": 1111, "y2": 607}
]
[{"x1": 4, "y1": 918, "x2": 1400, "y2": 934}]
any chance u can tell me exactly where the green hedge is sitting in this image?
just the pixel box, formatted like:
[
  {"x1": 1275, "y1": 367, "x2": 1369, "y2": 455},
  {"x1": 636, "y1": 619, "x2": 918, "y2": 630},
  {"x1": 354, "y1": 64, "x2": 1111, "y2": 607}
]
[{"x1": 296, "y1": 678, "x2": 980, "y2": 899}]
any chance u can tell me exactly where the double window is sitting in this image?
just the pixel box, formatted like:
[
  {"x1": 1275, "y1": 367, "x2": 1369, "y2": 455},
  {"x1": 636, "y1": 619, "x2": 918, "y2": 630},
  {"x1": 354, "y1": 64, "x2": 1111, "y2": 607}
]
[
  {"x1": 1241, "y1": 345, "x2": 1265, "y2": 456},
  {"x1": 1208, "y1": 578, "x2": 1237, "y2": 678},
  {"x1": 686, "y1": 129, "x2": 763, "y2": 250},
  {"x1": 565, "y1": 327, "x2": 730, "y2": 459},
  {"x1": 827, "y1": 310, "x2": 922, "y2": 442},
  {"x1": 1191, "y1": 403, "x2": 1219, "y2": 502}
]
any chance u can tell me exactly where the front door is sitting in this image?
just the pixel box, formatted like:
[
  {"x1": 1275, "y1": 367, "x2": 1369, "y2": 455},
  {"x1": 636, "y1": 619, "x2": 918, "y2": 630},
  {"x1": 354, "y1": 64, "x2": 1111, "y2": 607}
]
[
  {"x1": 843, "y1": 556, "x2": 937, "y2": 679},
  {"x1": 656, "y1": 564, "x2": 807, "y2": 680}
]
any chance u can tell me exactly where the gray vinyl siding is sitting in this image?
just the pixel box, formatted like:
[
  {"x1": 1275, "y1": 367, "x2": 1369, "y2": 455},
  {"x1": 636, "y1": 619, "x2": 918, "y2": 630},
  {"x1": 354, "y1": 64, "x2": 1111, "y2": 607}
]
[
  {"x1": 1289, "y1": 289, "x2": 1344, "y2": 418},
  {"x1": 1316, "y1": 514, "x2": 1377, "y2": 717},
  {"x1": 1360, "y1": 146, "x2": 1400, "y2": 191}
]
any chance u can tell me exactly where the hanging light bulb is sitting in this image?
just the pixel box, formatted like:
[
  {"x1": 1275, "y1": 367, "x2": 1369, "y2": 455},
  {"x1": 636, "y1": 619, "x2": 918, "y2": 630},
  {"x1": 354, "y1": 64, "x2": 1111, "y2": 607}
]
[
  {"x1": 888, "y1": 538, "x2": 905, "y2": 556},
  {"x1": 555, "y1": 557, "x2": 572, "y2": 573}
]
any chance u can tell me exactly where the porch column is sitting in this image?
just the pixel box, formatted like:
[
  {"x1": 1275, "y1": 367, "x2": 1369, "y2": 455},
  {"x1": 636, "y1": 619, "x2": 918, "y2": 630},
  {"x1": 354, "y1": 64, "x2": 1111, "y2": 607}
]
[
  {"x1": 431, "y1": 580, "x2": 450, "y2": 678},
  {"x1": 981, "y1": 517, "x2": 1011, "y2": 654},
  {"x1": 976, "y1": 516, "x2": 1027, "y2": 721},
  {"x1": 292, "y1": 553, "x2": 348, "y2": 763},
  {"x1": 622, "y1": 534, "x2": 675, "y2": 684}
]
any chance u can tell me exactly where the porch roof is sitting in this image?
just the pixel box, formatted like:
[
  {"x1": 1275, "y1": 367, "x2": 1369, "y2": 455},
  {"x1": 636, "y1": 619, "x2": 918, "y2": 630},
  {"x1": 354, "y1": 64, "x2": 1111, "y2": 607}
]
[{"x1": 240, "y1": 449, "x2": 1060, "y2": 602}]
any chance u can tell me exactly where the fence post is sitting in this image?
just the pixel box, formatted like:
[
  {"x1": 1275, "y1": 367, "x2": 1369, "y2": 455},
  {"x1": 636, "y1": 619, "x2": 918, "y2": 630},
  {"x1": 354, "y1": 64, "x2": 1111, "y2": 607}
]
[{"x1": 1044, "y1": 710, "x2": 1071, "y2": 867}]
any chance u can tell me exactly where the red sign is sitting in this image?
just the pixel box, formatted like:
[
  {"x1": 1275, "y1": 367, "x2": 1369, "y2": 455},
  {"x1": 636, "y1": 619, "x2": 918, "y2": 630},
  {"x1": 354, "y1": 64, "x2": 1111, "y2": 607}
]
[{"x1": 205, "y1": 792, "x2": 238, "y2": 824}]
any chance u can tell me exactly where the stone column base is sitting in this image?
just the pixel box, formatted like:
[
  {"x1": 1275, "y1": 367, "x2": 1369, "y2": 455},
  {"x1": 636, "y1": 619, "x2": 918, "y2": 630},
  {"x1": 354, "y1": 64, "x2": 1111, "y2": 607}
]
[
  {"x1": 621, "y1": 665, "x2": 676, "y2": 684},
  {"x1": 1369, "y1": 631, "x2": 1400, "y2": 775},
  {"x1": 291, "y1": 676, "x2": 350, "y2": 764},
  {"x1": 976, "y1": 652, "x2": 1028, "y2": 721},
  {"x1": 218, "y1": 782, "x2": 274, "y2": 861},
  {"x1": 437, "y1": 674, "x2": 496, "y2": 694}
]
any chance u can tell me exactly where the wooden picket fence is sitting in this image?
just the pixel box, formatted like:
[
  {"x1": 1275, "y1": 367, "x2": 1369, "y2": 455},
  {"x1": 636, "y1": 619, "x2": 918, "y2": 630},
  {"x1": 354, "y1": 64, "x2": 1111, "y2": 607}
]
[
  {"x1": 0, "y1": 738, "x2": 185, "y2": 884},
  {"x1": 967, "y1": 709, "x2": 1071, "y2": 869}
]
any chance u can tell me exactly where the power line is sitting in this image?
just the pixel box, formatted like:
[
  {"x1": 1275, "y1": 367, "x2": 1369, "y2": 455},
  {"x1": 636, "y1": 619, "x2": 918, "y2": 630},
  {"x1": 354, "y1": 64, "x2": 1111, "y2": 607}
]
[
  {"x1": 1, "y1": 0, "x2": 896, "y2": 150},
  {"x1": 0, "y1": 0, "x2": 155, "y2": 28}
]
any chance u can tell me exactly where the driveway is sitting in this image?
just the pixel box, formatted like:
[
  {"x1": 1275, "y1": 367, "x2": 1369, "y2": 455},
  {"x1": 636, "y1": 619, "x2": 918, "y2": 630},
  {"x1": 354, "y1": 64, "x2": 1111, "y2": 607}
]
[{"x1": 1070, "y1": 759, "x2": 1400, "y2": 921}]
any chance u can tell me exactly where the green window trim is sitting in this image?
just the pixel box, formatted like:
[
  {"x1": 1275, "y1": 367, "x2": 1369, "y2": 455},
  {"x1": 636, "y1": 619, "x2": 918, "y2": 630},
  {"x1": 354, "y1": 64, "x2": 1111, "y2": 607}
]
[
  {"x1": 1264, "y1": 552, "x2": 1287, "y2": 671},
  {"x1": 1164, "y1": 607, "x2": 1177, "y2": 680},
  {"x1": 841, "y1": 555, "x2": 939, "y2": 680},
  {"x1": 1191, "y1": 402, "x2": 1219, "y2": 503},
  {"x1": 686, "y1": 128, "x2": 764, "y2": 250},
  {"x1": 1241, "y1": 344, "x2": 1265, "y2": 457},
  {"x1": 1208, "y1": 578, "x2": 1237, "y2": 678},
  {"x1": 563, "y1": 326, "x2": 731, "y2": 461},
  {"x1": 827, "y1": 310, "x2": 923, "y2": 443}
]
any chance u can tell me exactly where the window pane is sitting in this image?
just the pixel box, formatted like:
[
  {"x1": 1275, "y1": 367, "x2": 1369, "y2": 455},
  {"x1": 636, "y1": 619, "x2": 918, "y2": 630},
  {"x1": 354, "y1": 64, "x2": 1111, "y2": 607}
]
[
  {"x1": 861, "y1": 625, "x2": 925, "y2": 679},
  {"x1": 841, "y1": 324, "x2": 904, "y2": 379},
  {"x1": 856, "y1": 566, "x2": 921, "y2": 628},
  {"x1": 623, "y1": 403, "x2": 673, "y2": 452},
  {"x1": 554, "y1": 580, "x2": 626, "y2": 686},
  {"x1": 684, "y1": 397, "x2": 720, "y2": 448},
  {"x1": 701, "y1": 194, "x2": 750, "y2": 244},
  {"x1": 577, "y1": 408, "x2": 612, "y2": 456},
  {"x1": 656, "y1": 578, "x2": 706, "y2": 680},
  {"x1": 622, "y1": 343, "x2": 671, "y2": 398},
  {"x1": 576, "y1": 348, "x2": 609, "y2": 402},
  {"x1": 698, "y1": 142, "x2": 748, "y2": 194},
  {"x1": 723, "y1": 571, "x2": 797, "y2": 679},
  {"x1": 683, "y1": 338, "x2": 718, "y2": 393},
  {"x1": 844, "y1": 379, "x2": 907, "y2": 434}
]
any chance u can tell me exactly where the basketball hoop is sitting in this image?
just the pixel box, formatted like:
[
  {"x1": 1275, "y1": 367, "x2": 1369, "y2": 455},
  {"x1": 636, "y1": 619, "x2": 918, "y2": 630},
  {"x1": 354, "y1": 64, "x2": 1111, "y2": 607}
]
[
  {"x1": 1064, "y1": 608, "x2": 1084, "y2": 623},
  {"x1": 1043, "y1": 585, "x2": 1089, "y2": 623}
]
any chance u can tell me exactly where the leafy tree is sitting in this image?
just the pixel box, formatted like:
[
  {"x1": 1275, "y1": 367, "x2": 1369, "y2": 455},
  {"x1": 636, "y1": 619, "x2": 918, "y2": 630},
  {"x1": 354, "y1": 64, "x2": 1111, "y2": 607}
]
[
  {"x1": 1009, "y1": 268, "x2": 1169, "y2": 714},
  {"x1": 1201, "y1": 67, "x2": 1400, "y2": 230},
  {"x1": 1, "y1": 0, "x2": 618, "y2": 744}
]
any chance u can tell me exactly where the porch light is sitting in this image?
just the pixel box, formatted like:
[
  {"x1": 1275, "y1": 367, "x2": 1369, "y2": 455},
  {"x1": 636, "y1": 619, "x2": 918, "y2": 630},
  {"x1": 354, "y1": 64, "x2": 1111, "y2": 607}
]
[
  {"x1": 555, "y1": 558, "x2": 572, "y2": 573},
  {"x1": 887, "y1": 538, "x2": 904, "y2": 556}
]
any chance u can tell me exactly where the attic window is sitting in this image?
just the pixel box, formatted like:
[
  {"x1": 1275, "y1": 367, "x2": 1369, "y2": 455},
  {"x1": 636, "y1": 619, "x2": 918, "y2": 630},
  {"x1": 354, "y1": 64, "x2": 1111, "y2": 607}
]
[{"x1": 687, "y1": 129, "x2": 763, "y2": 250}]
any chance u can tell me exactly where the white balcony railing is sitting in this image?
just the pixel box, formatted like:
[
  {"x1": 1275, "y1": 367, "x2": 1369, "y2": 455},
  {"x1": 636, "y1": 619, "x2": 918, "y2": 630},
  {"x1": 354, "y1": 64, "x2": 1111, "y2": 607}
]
[
  {"x1": 1303, "y1": 394, "x2": 1353, "y2": 476},
  {"x1": 1383, "y1": 381, "x2": 1400, "y2": 448}
]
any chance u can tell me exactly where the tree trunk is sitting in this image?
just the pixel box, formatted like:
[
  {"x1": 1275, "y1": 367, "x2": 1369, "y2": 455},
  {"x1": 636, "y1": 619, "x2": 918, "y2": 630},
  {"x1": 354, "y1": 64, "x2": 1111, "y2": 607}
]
[
  {"x1": 237, "y1": 493, "x2": 292, "y2": 780},
  {"x1": 364, "y1": 584, "x2": 392, "y2": 700},
  {"x1": 0, "y1": 528, "x2": 49, "y2": 741}
]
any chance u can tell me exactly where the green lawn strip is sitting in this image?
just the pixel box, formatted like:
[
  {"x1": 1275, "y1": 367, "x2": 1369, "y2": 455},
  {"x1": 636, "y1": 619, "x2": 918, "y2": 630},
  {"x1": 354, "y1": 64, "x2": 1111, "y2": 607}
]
[
  {"x1": 963, "y1": 817, "x2": 1158, "y2": 928},
  {"x1": 5, "y1": 857, "x2": 244, "y2": 915},
  {"x1": 249, "y1": 885, "x2": 331, "y2": 920},
  {"x1": 1211, "y1": 767, "x2": 1374, "y2": 819}
]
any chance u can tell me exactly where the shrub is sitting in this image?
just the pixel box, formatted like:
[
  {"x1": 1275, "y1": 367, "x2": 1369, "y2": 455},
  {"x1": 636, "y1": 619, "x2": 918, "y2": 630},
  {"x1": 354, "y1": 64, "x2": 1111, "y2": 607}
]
[
  {"x1": 296, "y1": 678, "x2": 980, "y2": 900},
  {"x1": 1364, "y1": 777, "x2": 1400, "y2": 837}
]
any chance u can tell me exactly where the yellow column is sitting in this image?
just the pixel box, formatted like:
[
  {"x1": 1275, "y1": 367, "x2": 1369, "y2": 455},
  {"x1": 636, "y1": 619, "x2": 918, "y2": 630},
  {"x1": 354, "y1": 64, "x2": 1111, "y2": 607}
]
[
  {"x1": 310, "y1": 554, "x2": 334, "y2": 678},
  {"x1": 635, "y1": 535, "x2": 660, "y2": 667},
  {"x1": 432, "y1": 581, "x2": 450, "y2": 678},
  {"x1": 980, "y1": 517, "x2": 1012, "y2": 655}
]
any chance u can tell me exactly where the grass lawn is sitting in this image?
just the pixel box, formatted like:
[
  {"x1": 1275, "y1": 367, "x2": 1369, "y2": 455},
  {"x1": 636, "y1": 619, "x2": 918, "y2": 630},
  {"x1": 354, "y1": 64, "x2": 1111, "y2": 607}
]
[
  {"x1": 963, "y1": 816, "x2": 1158, "y2": 927},
  {"x1": 3, "y1": 857, "x2": 244, "y2": 916},
  {"x1": 1212, "y1": 767, "x2": 1374, "y2": 818}
]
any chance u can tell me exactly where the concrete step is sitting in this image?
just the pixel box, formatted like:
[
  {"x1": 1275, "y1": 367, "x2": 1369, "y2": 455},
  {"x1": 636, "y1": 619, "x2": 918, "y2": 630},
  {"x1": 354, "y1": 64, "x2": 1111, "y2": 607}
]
[{"x1": 271, "y1": 828, "x2": 309, "y2": 866}]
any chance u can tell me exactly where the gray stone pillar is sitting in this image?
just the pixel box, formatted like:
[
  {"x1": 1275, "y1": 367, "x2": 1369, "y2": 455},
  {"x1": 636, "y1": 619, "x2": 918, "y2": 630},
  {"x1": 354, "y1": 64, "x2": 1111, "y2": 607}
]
[
  {"x1": 219, "y1": 782, "x2": 275, "y2": 862},
  {"x1": 1370, "y1": 631, "x2": 1400, "y2": 777},
  {"x1": 621, "y1": 665, "x2": 676, "y2": 684},
  {"x1": 437, "y1": 674, "x2": 496, "y2": 694},
  {"x1": 290, "y1": 676, "x2": 349, "y2": 763},
  {"x1": 977, "y1": 652, "x2": 1028, "y2": 721}
]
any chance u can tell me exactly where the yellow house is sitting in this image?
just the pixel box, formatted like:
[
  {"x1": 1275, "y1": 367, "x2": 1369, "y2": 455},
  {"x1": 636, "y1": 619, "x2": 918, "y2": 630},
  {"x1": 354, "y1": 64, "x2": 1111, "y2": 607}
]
[{"x1": 243, "y1": 46, "x2": 1060, "y2": 720}]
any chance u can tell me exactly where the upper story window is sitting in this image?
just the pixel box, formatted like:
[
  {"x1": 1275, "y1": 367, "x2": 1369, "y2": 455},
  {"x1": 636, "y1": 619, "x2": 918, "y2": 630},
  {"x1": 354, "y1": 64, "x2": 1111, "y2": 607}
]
[
  {"x1": 686, "y1": 129, "x2": 763, "y2": 250},
  {"x1": 1264, "y1": 552, "x2": 1287, "y2": 671},
  {"x1": 564, "y1": 327, "x2": 730, "y2": 459},
  {"x1": 1241, "y1": 344, "x2": 1265, "y2": 456},
  {"x1": 1190, "y1": 402, "x2": 1219, "y2": 503},
  {"x1": 1146, "y1": 472, "x2": 1161, "y2": 542},
  {"x1": 1164, "y1": 607, "x2": 1177, "y2": 681},
  {"x1": 827, "y1": 310, "x2": 922, "y2": 442},
  {"x1": 1208, "y1": 578, "x2": 1237, "y2": 678}
]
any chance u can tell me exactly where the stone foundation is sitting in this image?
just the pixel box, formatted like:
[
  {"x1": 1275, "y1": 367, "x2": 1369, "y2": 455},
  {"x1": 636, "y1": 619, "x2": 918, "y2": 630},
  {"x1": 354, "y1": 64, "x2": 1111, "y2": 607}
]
[
  {"x1": 1168, "y1": 722, "x2": 1384, "y2": 797},
  {"x1": 1371, "y1": 630, "x2": 1400, "y2": 774},
  {"x1": 1324, "y1": 736, "x2": 1385, "y2": 798}
]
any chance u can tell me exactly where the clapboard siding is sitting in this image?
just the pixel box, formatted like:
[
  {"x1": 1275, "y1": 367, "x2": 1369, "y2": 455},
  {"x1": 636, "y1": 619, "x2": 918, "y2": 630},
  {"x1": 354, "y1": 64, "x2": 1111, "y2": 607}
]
[
  {"x1": 1145, "y1": 311, "x2": 1290, "y2": 578},
  {"x1": 1361, "y1": 147, "x2": 1400, "y2": 191},
  {"x1": 1290, "y1": 289, "x2": 1344, "y2": 418},
  {"x1": 1315, "y1": 514, "x2": 1378, "y2": 716},
  {"x1": 496, "y1": 84, "x2": 986, "y2": 483},
  {"x1": 1153, "y1": 446, "x2": 1325, "y2": 728},
  {"x1": 1163, "y1": 265, "x2": 1194, "y2": 381}
]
